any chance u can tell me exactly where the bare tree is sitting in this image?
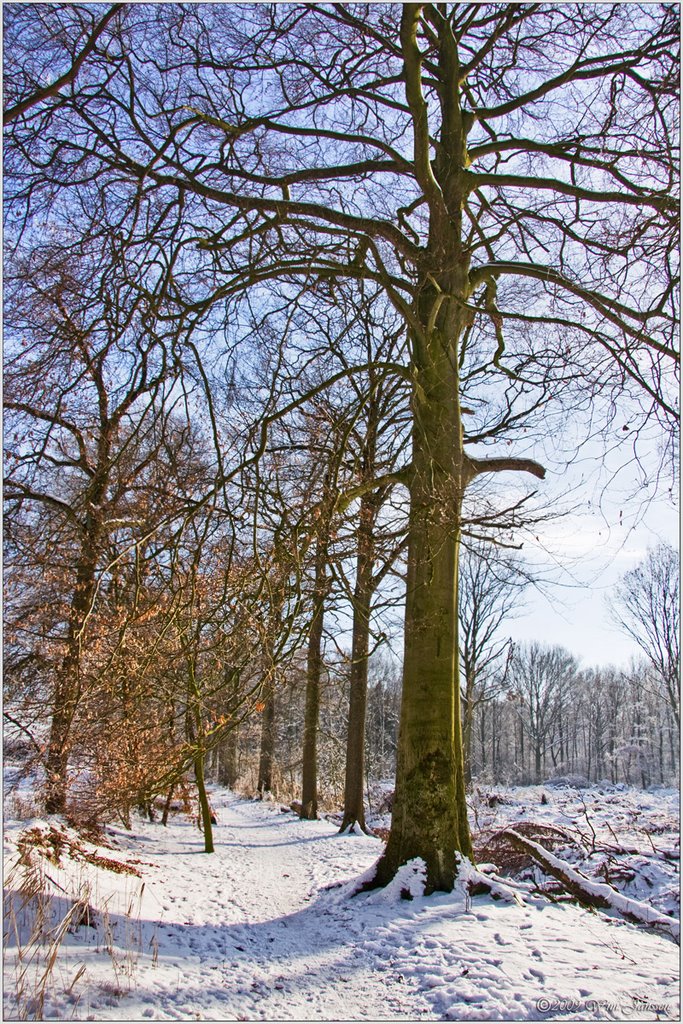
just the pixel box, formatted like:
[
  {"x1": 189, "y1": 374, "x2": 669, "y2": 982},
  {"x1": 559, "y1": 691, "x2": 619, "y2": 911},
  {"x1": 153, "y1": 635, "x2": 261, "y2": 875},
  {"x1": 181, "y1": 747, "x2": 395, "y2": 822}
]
[
  {"x1": 611, "y1": 544, "x2": 680, "y2": 731},
  {"x1": 3, "y1": 249, "x2": 179, "y2": 813},
  {"x1": 510, "y1": 643, "x2": 579, "y2": 784},
  {"x1": 458, "y1": 540, "x2": 528, "y2": 783}
]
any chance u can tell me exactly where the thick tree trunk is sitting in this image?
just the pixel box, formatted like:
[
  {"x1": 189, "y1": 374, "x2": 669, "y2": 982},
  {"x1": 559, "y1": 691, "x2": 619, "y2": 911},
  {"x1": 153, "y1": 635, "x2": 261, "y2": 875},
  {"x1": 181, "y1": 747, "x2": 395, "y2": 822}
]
[
  {"x1": 340, "y1": 492, "x2": 377, "y2": 834},
  {"x1": 369, "y1": 8, "x2": 483, "y2": 891},
  {"x1": 217, "y1": 668, "x2": 241, "y2": 789},
  {"x1": 373, "y1": 313, "x2": 474, "y2": 892},
  {"x1": 44, "y1": 712, "x2": 72, "y2": 815},
  {"x1": 218, "y1": 730, "x2": 239, "y2": 788},
  {"x1": 300, "y1": 537, "x2": 327, "y2": 820},
  {"x1": 43, "y1": 418, "x2": 112, "y2": 815}
]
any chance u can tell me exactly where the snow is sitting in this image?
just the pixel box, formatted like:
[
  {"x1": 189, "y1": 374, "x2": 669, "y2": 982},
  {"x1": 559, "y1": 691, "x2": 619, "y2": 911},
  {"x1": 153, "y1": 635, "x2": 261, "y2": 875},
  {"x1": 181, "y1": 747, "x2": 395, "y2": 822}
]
[
  {"x1": 463, "y1": 784, "x2": 680, "y2": 922},
  {"x1": 3, "y1": 785, "x2": 680, "y2": 1021},
  {"x1": 504, "y1": 828, "x2": 680, "y2": 940}
]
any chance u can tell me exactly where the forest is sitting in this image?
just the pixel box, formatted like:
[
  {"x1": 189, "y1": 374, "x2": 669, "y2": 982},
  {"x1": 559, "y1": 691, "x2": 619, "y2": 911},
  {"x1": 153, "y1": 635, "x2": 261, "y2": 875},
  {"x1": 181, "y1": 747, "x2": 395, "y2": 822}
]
[{"x1": 3, "y1": 3, "x2": 680, "y2": 1020}]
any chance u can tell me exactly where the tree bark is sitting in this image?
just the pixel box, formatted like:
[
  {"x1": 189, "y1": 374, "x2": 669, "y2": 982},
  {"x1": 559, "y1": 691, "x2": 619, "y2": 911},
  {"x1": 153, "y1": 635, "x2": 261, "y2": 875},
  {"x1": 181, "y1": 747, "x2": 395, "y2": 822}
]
[
  {"x1": 217, "y1": 669, "x2": 241, "y2": 789},
  {"x1": 373, "y1": 302, "x2": 475, "y2": 890},
  {"x1": 257, "y1": 672, "x2": 276, "y2": 797},
  {"x1": 370, "y1": 7, "x2": 479, "y2": 891},
  {"x1": 300, "y1": 535, "x2": 327, "y2": 820},
  {"x1": 462, "y1": 667, "x2": 476, "y2": 787},
  {"x1": 194, "y1": 748, "x2": 214, "y2": 854},
  {"x1": 44, "y1": 532, "x2": 101, "y2": 815},
  {"x1": 44, "y1": 708, "x2": 74, "y2": 816},
  {"x1": 217, "y1": 730, "x2": 239, "y2": 789},
  {"x1": 44, "y1": 398, "x2": 113, "y2": 815},
  {"x1": 161, "y1": 784, "x2": 175, "y2": 826},
  {"x1": 340, "y1": 491, "x2": 378, "y2": 834}
]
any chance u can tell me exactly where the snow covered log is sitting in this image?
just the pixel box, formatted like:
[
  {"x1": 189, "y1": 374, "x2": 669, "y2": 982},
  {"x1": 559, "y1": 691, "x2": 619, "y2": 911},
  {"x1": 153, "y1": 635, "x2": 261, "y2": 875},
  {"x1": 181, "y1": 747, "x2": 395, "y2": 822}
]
[{"x1": 503, "y1": 828, "x2": 679, "y2": 942}]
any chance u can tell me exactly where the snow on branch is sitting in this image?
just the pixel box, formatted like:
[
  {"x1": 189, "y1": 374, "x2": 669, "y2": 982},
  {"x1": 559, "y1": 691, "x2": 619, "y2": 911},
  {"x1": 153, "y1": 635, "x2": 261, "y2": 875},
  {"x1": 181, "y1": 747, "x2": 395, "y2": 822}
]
[{"x1": 503, "y1": 828, "x2": 680, "y2": 943}]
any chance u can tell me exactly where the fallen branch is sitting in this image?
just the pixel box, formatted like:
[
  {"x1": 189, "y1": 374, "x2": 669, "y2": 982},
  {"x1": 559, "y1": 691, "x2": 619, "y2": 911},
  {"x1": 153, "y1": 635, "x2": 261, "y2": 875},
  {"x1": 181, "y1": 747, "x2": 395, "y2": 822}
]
[
  {"x1": 457, "y1": 855, "x2": 527, "y2": 905},
  {"x1": 504, "y1": 828, "x2": 679, "y2": 942}
]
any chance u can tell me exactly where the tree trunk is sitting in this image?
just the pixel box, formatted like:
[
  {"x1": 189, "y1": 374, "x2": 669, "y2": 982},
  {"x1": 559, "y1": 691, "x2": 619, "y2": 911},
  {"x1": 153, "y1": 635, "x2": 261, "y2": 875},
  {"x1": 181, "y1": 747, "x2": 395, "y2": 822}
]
[
  {"x1": 217, "y1": 668, "x2": 241, "y2": 789},
  {"x1": 462, "y1": 666, "x2": 476, "y2": 787},
  {"x1": 44, "y1": 537, "x2": 101, "y2": 815},
  {"x1": 257, "y1": 673, "x2": 276, "y2": 797},
  {"x1": 300, "y1": 536, "x2": 327, "y2": 820},
  {"x1": 218, "y1": 729, "x2": 239, "y2": 789},
  {"x1": 187, "y1": 661, "x2": 214, "y2": 852},
  {"x1": 373, "y1": 303, "x2": 474, "y2": 891},
  {"x1": 669, "y1": 726, "x2": 677, "y2": 776},
  {"x1": 161, "y1": 784, "x2": 175, "y2": 826},
  {"x1": 520, "y1": 718, "x2": 525, "y2": 778},
  {"x1": 340, "y1": 492, "x2": 377, "y2": 834},
  {"x1": 194, "y1": 748, "x2": 214, "y2": 854},
  {"x1": 482, "y1": 703, "x2": 489, "y2": 776},
  {"x1": 44, "y1": 707, "x2": 73, "y2": 815}
]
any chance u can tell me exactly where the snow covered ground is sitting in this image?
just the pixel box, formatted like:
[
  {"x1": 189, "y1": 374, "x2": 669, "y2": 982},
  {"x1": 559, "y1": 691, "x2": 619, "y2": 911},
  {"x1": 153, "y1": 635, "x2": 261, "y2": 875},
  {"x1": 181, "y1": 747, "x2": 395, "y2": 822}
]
[
  {"x1": 466, "y1": 784, "x2": 680, "y2": 919},
  {"x1": 3, "y1": 784, "x2": 680, "y2": 1021}
]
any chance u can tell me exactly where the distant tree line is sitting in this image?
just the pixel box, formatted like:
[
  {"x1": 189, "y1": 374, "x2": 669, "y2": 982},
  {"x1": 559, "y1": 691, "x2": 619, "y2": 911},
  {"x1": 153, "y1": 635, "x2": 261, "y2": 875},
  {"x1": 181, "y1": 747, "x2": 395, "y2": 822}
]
[
  {"x1": 200, "y1": 547, "x2": 679, "y2": 802},
  {"x1": 199, "y1": 643, "x2": 679, "y2": 805},
  {"x1": 470, "y1": 647, "x2": 678, "y2": 789}
]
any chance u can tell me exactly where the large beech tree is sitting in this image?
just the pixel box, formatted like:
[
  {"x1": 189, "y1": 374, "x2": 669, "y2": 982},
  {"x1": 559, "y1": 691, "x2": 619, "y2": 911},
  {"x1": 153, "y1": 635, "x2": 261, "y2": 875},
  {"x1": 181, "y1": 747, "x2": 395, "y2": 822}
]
[{"x1": 5, "y1": 3, "x2": 678, "y2": 890}]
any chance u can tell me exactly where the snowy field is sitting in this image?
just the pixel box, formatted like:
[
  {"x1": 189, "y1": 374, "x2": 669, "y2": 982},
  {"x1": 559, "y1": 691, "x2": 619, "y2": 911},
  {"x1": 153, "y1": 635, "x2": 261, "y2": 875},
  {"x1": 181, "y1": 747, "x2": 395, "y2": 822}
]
[{"x1": 3, "y1": 783, "x2": 679, "y2": 1021}]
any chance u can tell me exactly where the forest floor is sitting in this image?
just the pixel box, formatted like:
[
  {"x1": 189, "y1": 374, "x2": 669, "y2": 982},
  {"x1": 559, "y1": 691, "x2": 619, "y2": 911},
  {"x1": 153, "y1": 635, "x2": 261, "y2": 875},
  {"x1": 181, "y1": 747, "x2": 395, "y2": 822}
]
[{"x1": 3, "y1": 782, "x2": 680, "y2": 1021}]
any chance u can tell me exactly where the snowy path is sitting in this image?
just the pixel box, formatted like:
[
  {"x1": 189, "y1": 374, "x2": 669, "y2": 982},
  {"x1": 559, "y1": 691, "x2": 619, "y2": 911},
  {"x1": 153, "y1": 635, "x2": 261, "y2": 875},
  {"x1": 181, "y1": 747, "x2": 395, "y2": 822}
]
[
  {"x1": 94, "y1": 792, "x2": 434, "y2": 1021},
  {"x1": 4, "y1": 787, "x2": 680, "y2": 1021}
]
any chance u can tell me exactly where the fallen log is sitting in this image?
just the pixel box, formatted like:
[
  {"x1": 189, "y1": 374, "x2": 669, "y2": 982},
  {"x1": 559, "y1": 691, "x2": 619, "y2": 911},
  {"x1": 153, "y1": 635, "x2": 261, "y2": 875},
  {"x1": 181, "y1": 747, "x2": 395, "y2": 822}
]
[{"x1": 503, "y1": 828, "x2": 679, "y2": 942}]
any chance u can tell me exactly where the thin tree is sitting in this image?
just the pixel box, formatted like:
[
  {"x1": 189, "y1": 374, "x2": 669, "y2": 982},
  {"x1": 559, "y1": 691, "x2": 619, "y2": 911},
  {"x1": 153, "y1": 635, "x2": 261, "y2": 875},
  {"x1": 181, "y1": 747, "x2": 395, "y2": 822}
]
[
  {"x1": 510, "y1": 643, "x2": 578, "y2": 784},
  {"x1": 4, "y1": 250, "x2": 175, "y2": 813}
]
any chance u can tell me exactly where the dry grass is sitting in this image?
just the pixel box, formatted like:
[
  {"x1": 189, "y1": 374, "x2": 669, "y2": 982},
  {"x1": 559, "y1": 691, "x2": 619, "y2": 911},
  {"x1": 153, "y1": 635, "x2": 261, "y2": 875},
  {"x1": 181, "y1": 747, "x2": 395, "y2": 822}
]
[
  {"x1": 16, "y1": 822, "x2": 141, "y2": 876},
  {"x1": 4, "y1": 825, "x2": 151, "y2": 1020},
  {"x1": 4, "y1": 854, "x2": 94, "y2": 1020},
  {"x1": 4, "y1": 792, "x2": 40, "y2": 822}
]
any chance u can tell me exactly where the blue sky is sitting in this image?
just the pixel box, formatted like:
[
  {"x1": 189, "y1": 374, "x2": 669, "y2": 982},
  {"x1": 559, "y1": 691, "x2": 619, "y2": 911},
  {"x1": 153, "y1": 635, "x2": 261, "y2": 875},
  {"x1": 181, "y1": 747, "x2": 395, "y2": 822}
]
[{"x1": 507, "y1": 489, "x2": 679, "y2": 668}]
